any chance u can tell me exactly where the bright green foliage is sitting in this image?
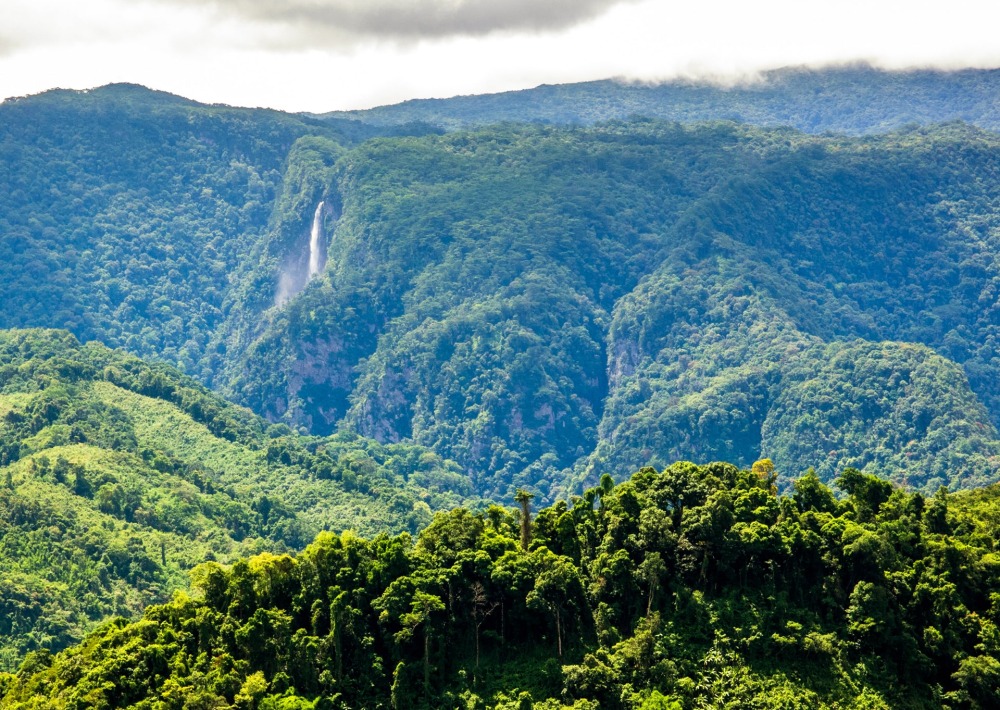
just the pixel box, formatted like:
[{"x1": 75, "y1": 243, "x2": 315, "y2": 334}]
[
  {"x1": 5, "y1": 461, "x2": 1000, "y2": 708},
  {"x1": 0, "y1": 329, "x2": 470, "y2": 668}
]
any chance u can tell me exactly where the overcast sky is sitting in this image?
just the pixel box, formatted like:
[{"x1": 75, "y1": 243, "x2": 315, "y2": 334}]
[{"x1": 1, "y1": 0, "x2": 999, "y2": 113}]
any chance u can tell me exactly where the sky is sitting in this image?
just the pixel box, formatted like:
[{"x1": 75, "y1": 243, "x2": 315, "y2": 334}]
[{"x1": 1, "y1": 0, "x2": 999, "y2": 113}]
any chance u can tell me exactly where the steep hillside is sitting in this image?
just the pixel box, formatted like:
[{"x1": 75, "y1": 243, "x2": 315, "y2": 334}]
[
  {"x1": 4, "y1": 461, "x2": 1000, "y2": 708},
  {"x1": 4, "y1": 84, "x2": 1000, "y2": 504},
  {"x1": 0, "y1": 329, "x2": 469, "y2": 668},
  {"x1": 589, "y1": 124, "x2": 1000, "y2": 491},
  {"x1": 0, "y1": 84, "x2": 435, "y2": 384},
  {"x1": 231, "y1": 121, "x2": 1000, "y2": 499},
  {"x1": 321, "y1": 65, "x2": 1000, "y2": 134}
]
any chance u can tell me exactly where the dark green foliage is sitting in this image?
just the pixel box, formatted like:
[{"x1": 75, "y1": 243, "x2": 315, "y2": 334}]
[
  {"x1": 0, "y1": 85, "x2": 434, "y2": 386},
  {"x1": 587, "y1": 123, "x2": 1000, "y2": 494},
  {"x1": 0, "y1": 85, "x2": 322, "y2": 382},
  {"x1": 227, "y1": 120, "x2": 705, "y2": 495},
  {"x1": 234, "y1": 119, "x2": 1000, "y2": 499},
  {"x1": 5, "y1": 461, "x2": 1000, "y2": 708}
]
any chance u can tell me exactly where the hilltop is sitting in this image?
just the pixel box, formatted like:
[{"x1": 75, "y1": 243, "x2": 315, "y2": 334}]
[{"x1": 4, "y1": 460, "x2": 1000, "y2": 708}]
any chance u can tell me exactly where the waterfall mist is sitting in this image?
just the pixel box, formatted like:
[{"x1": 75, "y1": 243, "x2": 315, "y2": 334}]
[{"x1": 274, "y1": 200, "x2": 331, "y2": 307}]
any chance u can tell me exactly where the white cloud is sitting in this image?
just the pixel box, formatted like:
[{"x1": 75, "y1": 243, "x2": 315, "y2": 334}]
[
  {"x1": 166, "y1": 0, "x2": 642, "y2": 41},
  {"x1": 0, "y1": 0, "x2": 998, "y2": 112}
]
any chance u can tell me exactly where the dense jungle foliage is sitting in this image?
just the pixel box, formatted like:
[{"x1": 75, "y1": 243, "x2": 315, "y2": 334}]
[
  {"x1": 0, "y1": 83, "x2": 435, "y2": 384},
  {"x1": 322, "y1": 65, "x2": 1000, "y2": 133},
  {"x1": 3, "y1": 460, "x2": 1000, "y2": 709},
  {"x1": 3, "y1": 69, "x2": 1000, "y2": 707},
  {"x1": 2, "y1": 80, "x2": 1000, "y2": 503},
  {"x1": 234, "y1": 120, "x2": 1000, "y2": 500},
  {"x1": 0, "y1": 330, "x2": 470, "y2": 669}
]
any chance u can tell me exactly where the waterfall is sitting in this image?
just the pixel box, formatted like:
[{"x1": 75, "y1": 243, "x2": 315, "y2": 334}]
[
  {"x1": 308, "y1": 200, "x2": 325, "y2": 279},
  {"x1": 274, "y1": 200, "x2": 329, "y2": 307}
]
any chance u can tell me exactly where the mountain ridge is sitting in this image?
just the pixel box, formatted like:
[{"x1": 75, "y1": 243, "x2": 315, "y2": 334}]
[{"x1": 317, "y1": 64, "x2": 1000, "y2": 134}]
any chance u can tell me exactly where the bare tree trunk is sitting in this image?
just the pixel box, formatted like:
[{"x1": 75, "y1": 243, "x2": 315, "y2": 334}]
[
  {"x1": 334, "y1": 623, "x2": 342, "y2": 682},
  {"x1": 501, "y1": 598, "x2": 505, "y2": 647}
]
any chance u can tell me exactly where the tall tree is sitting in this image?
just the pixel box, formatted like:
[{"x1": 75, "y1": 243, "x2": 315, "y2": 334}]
[
  {"x1": 527, "y1": 551, "x2": 582, "y2": 658},
  {"x1": 470, "y1": 581, "x2": 498, "y2": 678},
  {"x1": 397, "y1": 591, "x2": 445, "y2": 696},
  {"x1": 639, "y1": 551, "x2": 667, "y2": 618},
  {"x1": 514, "y1": 489, "x2": 535, "y2": 552}
]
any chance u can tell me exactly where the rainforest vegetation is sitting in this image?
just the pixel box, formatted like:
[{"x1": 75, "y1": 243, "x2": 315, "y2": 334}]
[
  {"x1": 0, "y1": 329, "x2": 470, "y2": 668},
  {"x1": 4, "y1": 81, "x2": 1000, "y2": 504},
  {"x1": 3, "y1": 461, "x2": 1000, "y2": 708},
  {"x1": 2, "y1": 68, "x2": 1000, "y2": 705}
]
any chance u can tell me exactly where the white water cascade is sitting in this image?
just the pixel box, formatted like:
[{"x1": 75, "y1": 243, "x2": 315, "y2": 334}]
[{"x1": 308, "y1": 200, "x2": 325, "y2": 279}]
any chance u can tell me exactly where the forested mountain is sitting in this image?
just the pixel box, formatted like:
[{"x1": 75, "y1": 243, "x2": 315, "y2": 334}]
[
  {"x1": 228, "y1": 121, "x2": 1000, "y2": 499},
  {"x1": 2, "y1": 83, "x2": 1000, "y2": 503},
  {"x1": 3, "y1": 461, "x2": 999, "y2": 709},
  {"x1": 0, "y1": 83, "x2": 435, "y2": 383},
  {"x1": 320, "y1": 65, "x2": 1000, "y2": 134},
  {"x1": 0, "y1": 329, "x2": 469, "y2": 668},
  {"x1": 4, "y1": 66, "x2": 1000, "y2": 708}
]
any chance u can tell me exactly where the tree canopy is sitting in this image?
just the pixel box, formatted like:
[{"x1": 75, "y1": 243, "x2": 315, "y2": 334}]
[{"x1": 4, "y1": 460, "x2": 1000, "y2": 708}]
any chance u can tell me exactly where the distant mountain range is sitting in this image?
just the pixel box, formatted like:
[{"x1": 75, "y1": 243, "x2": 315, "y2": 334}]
[{"x1": 318, "y1": 65, "x2": 1000, "y2": 134}]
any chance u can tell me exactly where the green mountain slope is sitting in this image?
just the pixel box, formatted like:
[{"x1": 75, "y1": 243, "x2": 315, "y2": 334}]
[
  {"x1": 0, "y1": 84, "x2": 435, "y2": 385},
  {"x1": 230, "y1": 121, "x2": 1000, "y2": 498},
  {"x1": 3, "y1": 461, "x2": 999, "y2": 708},
  {"x1": 320, "y1": 65, "x2": 1000, "y2": 133},
  {"x1": 0, "y1": 329, "x2": 469, "y2": 668},
  {"x1": 4, "y1": 84, "x2": 1000, "y2": 503}
]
